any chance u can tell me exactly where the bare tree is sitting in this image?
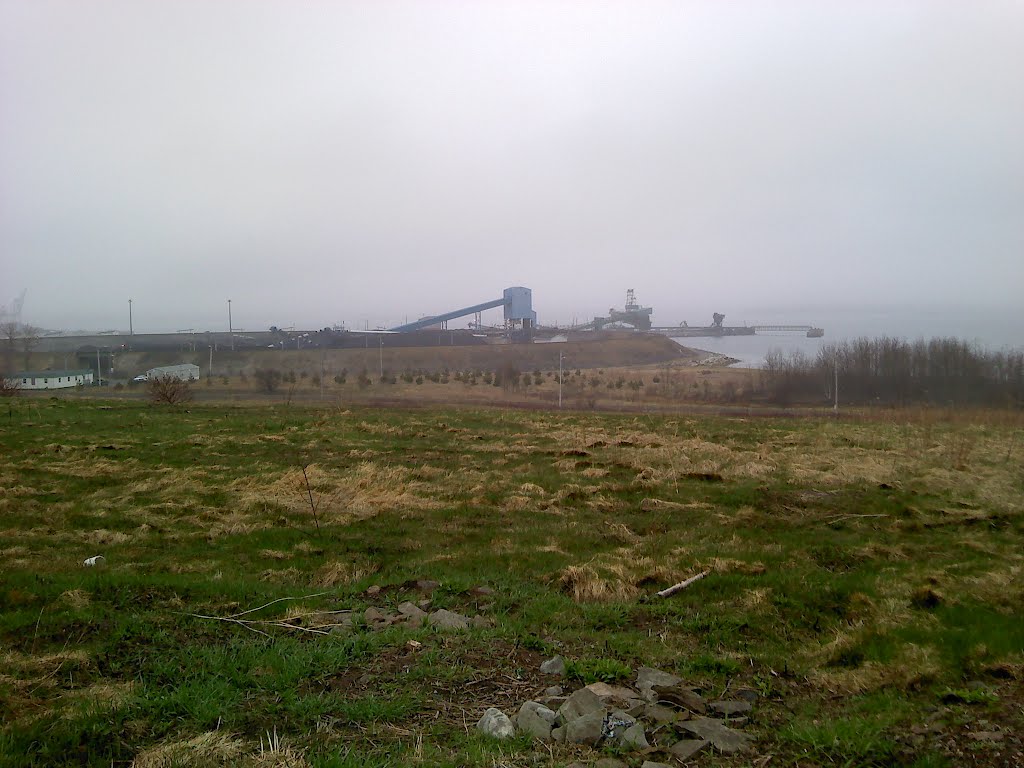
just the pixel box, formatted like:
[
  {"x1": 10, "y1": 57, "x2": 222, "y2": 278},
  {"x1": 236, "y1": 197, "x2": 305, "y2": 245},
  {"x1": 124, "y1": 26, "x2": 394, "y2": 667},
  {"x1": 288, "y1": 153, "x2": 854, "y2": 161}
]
[
  {"x1": 148, "y1": 375, "x2": 194, "y2": 406},
  {"x1": 254, "y1": 368, "x2": 283, "y2": 393},
  {"x1": 0, "y1": 374, "x2": 19, "y2": 398},
  {"x1": 0, "y1": 321, "x2": 18, "y2": 375},
  {"x1": 19, "y1": 325, "x2": 41, "y2": 370}
]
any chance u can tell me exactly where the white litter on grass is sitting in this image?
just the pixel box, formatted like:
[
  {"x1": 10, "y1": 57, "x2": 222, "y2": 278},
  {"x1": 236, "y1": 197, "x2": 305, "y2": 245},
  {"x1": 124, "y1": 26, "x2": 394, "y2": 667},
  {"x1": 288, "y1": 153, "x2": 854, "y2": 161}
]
[{"x1": 84, "y1": 555, "x2": 105, "y2": 567}]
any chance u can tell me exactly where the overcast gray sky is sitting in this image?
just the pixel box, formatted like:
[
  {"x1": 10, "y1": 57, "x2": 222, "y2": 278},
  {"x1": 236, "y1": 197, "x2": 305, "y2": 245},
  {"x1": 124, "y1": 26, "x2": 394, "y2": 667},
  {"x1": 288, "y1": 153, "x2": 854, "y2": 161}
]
[{"x1": 1, "y1": 1, "x2": 1022, "y2": 334}]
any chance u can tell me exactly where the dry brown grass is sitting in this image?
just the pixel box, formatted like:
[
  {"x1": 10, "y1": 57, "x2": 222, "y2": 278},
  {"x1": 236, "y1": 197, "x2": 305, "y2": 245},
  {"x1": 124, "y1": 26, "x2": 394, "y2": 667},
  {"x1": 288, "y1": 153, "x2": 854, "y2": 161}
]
[
  {"x1": 58, "y1": 589, "x2": 91, "y2": 609},
  {"x1": 558, "y1": 564, "x2": 641, "y2": 603},
  {"x1": 312, "y1": 558, "x2": 379, "y2": 587},
  {"x1": 697, "y1": 557, "x2": 767, "y2": 575},
  {"x1": 228, "y1": 460, "x2": 443, "y2": 530},
  {"x1": 639, "y1": 498, "x2": 713, "y2": 512},
  {"x1": 501, "y1": 495, "x2": 534, "y2": 512},
  {"x1": 557, "y1": 544, "x2": 689, "y2": 603},
  {"x1": 132, "y1": 731, "x2": 247, "y2": 768},
  {"x1": 811, "y1": 639, "x2": 941, "y2": 695},
  {"x1": 82, "y1": 529, "x2": 132, "y2": 546}
]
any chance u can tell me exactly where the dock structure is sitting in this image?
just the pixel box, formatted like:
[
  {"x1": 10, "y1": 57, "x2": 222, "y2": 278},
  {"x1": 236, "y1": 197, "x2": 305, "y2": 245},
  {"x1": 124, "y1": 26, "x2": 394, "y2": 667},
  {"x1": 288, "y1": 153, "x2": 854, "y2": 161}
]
[
  {"x1": 565, "y1": 293, "x2": 826, "y2": 339},
  {"x1": 752, "y1": 325, "x2": 821, "y2": 334},
  {"x1": 649, "y1": 325, "x2": 754, "y2": 338},
  {"x1": 649, "y1": 324, "x2": 824, "y2": 339}
]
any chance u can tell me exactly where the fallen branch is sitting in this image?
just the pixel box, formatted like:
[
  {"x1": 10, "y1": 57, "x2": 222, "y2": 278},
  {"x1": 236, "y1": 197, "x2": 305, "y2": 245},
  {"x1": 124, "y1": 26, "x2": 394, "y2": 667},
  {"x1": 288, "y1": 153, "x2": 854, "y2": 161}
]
[
  {"x1": 826, "y1": 514, "x2": 889, "y2": 525},
  {"x1": 223, "y1": 591, "x2": 332, "y2": 619},
  {"x1": 183, "y1": 613, "x2": 274, "y2": 638},
  {"x1": 182, "y1": 611, "x2": 339, "y2": 637},
  {"x1": 656, "y1": 570, "x2": 709, "y2": 598},
  {"x1": 177, "y1": 591, "x2": 339, "y2": 638}
]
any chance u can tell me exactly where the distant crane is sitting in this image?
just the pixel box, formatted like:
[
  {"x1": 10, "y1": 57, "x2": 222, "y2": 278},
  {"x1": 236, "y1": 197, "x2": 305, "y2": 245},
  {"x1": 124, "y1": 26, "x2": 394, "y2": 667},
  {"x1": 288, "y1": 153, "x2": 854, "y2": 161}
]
[{"x1": 1, "y1": 290, "x2": 26, "y2": 329}]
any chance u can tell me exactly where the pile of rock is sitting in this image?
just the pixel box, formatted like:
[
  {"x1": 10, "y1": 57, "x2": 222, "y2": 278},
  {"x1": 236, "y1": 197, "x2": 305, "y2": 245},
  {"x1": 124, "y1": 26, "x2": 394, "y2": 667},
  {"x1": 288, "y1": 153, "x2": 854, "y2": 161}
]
[
  {"x1": 477, "y1": 658, "x2": 756, "y2": 764},
  {"x1": 325, "y1": 602, "x2": 493, "y2": 634}
]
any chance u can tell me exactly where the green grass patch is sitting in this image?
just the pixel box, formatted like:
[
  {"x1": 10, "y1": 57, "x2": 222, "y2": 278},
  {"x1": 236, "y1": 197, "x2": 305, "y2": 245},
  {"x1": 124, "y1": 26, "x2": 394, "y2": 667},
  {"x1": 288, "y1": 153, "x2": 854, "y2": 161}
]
[{"x1": 1, "y1": 397, "x2": 1021, "y2": 765}]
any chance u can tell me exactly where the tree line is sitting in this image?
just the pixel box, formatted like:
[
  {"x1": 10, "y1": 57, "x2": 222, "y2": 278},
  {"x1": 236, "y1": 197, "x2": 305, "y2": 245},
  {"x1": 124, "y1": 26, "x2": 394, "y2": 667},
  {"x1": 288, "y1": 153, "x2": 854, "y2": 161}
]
[{"x1": 762, "y1": 337, "x2": 1024, "y2": 407}]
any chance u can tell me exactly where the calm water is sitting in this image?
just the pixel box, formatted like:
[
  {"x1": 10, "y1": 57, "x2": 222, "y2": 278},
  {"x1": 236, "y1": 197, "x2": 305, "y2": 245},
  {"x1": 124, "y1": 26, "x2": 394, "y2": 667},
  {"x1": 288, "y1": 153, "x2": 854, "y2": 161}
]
[{"x1": 672, "y1": 305, "x2": 1024, "y2": 368}]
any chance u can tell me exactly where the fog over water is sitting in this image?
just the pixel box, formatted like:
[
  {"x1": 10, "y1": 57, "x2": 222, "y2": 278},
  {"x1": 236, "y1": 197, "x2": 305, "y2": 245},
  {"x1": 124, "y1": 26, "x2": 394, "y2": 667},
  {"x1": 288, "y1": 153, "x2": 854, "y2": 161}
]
[
  {"x1": 1, "y1": 2, "x2": 1021, "y2": 340},
  {"x1": 674, "y1": 304, "x2": 1024, "y2": 368}
]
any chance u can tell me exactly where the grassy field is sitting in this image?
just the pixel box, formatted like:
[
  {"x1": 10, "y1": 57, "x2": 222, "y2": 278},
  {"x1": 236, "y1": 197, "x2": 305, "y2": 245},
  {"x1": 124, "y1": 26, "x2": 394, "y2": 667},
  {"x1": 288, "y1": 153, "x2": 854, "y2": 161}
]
[{"x1": 1, "y1": 397, "x2": 1022, "y2": 767}]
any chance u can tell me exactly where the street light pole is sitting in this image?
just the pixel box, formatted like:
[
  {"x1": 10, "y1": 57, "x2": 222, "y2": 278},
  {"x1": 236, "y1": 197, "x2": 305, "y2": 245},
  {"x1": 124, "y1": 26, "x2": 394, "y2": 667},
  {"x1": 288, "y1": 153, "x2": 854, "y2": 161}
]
[{"x1": 228, "y1": 299, "x2": 234, "y2": 352}]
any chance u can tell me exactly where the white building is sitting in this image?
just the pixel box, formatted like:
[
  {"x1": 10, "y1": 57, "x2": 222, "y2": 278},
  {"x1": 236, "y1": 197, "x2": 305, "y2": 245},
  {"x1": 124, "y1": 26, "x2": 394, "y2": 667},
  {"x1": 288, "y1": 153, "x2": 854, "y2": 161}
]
[
  {"x1": 146, "y1": 363, "x2": 200, "y2": 381},
  {"x1": 9, "y1": 370, "x2": 95, "y2": 390}
]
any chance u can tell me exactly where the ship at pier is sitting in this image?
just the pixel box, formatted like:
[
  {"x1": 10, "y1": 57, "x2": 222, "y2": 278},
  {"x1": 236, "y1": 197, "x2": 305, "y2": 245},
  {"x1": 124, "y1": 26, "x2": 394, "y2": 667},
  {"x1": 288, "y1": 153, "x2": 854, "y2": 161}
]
[{"x1": 565, "y1": 290, "x2": 825, "y2": 339}]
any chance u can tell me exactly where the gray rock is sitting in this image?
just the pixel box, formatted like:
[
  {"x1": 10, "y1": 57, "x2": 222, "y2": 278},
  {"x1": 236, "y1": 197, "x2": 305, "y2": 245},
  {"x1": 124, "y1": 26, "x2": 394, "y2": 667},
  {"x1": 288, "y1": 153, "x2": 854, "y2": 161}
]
[
  {"x1": 528, "y1": 700, "x2": 558, "y2": 724},
  {"x1": 416, "y1": 579, "x2": 440, "y2": 591},
  {"x1": 365, "y1": 585, "x2": 382, "y2": 596},
  {"x1": 652, "y1": 684, "x2": 707, "y2": 714},
  {"x1": 970, "y1": 731, "x2": 1005, "y2": 742},
  {"x1": 619, "y1": 723, "x2": 649, "y2": 750},
  {"x1": 471, "y1": 615, "x2": 494, "y2": 629},
  {"x1": 556, "y1": 687, "x2": 605, "y2": 725},
  {"x1": 551, "y1": 726, "x2": 566, "y2": 743},
  {"x1": 595, "y1": 759, "x2": 628, "y2": 768},
  {"x1": 476, "y1": 708, "x2": 514, "y2": 739},
  {"x1": 543, "y1": 685, "x2": 563, "y2": 697},
  {"x1": 678, "y1": 717, "x2": 754, "y2": 754},
  {"x1": 516, "y1": 701, "x2": 556, "y2": 741},
  {"x1": 540, "y1": 655, "x2": 566, "y2": 676},
  {"x1": 327, "y1": 614, "x2": 354, "y2": 634},
  {"x1": 538, "y1": 696, "x2": 566, "y2": 709},
  {"x1": 669, "y1": 739, "x2": 711, "y2": 760},
  {"x1": 636, "y1": 666, "x2": 682, "y2": 697},
  {"x1": 585, "y1": 681, "x2": 641, "y2": 703},
  {"x1": 363, "y1": 607, "x2": 389, "y2": 625},
  {"x1": 641, "y1": 763, "x2": 674, "y2": 768},
  {"x1": 427, "y1": 608, "x2": 469, "y2": 630},
  {"x1": 644, "y1": 703, "x2": 683, "y2": 724},
  {"x1": 565, "y1": 710, "x2": 605, "y2": 745},
  {"x1": 397, "y1": 601, "x2": 427, "y2": 620},
  {"x1": 735, "y1": 688, "x2": 759, "y2": 704},
  {"x1": 710, "y1": 699, "x2": 753, "y2": 717},
  {"x1": 623, "y1": 699, "x2": 646, "y2": 718},
  {"x1": 470, "y1": 585, "x2": 494, "y2": 596}
]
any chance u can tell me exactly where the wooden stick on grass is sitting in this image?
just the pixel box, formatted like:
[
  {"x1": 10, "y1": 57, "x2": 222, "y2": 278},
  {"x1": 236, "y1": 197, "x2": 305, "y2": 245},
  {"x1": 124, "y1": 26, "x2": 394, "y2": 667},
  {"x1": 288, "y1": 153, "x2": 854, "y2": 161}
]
[{"x1": 656, "y1": 570, "x2": 709, "y2": 598}]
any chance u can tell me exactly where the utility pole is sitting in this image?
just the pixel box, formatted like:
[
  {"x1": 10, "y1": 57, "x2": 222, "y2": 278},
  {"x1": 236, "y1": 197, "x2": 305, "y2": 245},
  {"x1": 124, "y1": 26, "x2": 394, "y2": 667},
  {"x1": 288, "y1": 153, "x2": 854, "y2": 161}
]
[
  {"x1": 128, "y1": 298, "x2": 133, "y2": 336},
  {"x1": 379, "y1": 336, "x2": 384, "y2": 380},
  {"x1": 209, "y1": 345, "x2": 214, "y2": 381},
  {"x1": 833, "y1": 352, "x2": 839, "y2": 414},
  {"x1": 96, "y1": 349, "x2": 101, "y2": 387},
  {"x1": 558, "y1": 351, "x2": 564, "y2": 409},
  {"x1": 228, "y1": 299, "x2": 234, "y2": 352}
]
